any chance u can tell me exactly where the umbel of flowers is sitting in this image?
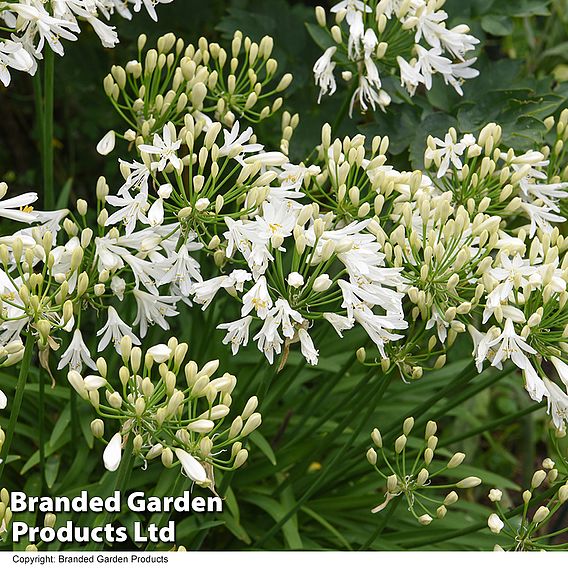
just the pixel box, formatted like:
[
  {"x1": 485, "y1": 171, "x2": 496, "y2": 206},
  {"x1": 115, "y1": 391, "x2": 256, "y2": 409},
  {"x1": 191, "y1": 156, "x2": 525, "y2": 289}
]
[
  {"x1": 312, "y1": 0, "x2": 479, "y2": 114},
  {"x1": 486, "y1": 455, "x2": 568, "y2": 551},
  {"x1": 98, "y1": 31, "x2": 294, "y2": 154},
  {"x1": 69, "y1": 336, "x2": 261, "y2": 491},
  {"x1": 367, "y1": 418, "x2": 481, "y2": 525},
  {"x1": 0, "y1": 0, "x2": 174, "y2": 87}
]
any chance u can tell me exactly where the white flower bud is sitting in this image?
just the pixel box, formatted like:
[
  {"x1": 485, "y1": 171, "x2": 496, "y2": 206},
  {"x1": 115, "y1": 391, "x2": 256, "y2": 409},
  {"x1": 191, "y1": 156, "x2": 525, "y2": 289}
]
[
  {"x1": 147, "y1": 344, "x2": 172, "y2": 364},
  {"x1": 533, "y1": 506, "x2": 550, "y2": 524},
  {"x1": 108, "y1": 392, "x2": 123, "y2": 409},
  {"x1": 44, "y1": 513, "x2": 57, "y2": 528},
  {"x1": 542, "y1": 458, "x2": 555, "y2": 470},
  {"x1": 488, "y1": 513, "x2": 504, "y2": 534},
  {"x1": 241, "y1": 413, "x2": 262, "y2": 436},
  {"x1": 103, "y1": 433, "x2": 122, "y2": 472},
  {"x1": 444, "y1": 491, "x2": 458, "y2": 506},
  {"x1": 386, "y1": 474, "x2": 398, "y2": 493},
  {"x1": 371, "y1": 428, "x2": 382, "y2": 448},
  {"x1": 90, "y1": 419, "x2": 104, "y2": 439},
  {"x1": 403, "y1": 417, "x2": 414, "y2": 436},
  {"x1": 416, "y1": 468, "x2": 429, "y2": 486},
  {"x1": 187, "y1": 419, "x2": 215, "y2": 433},
  {"x1": 456, "y1": 476, "x2": 481, "y2": 489},
  {"x1": 96, "y1": 131, "x2": 116, "y2": 155},
  {"x1": 195, "y1": 198, "x2": 210, "y2": 211},
  {"x1": 531, "y1": 470, "x2": 546, "y2": 488},
  {"x1": 447, "y1": 452, "x2": 466, "y2": 469},
  {"x1": 366, "y1": 448, "x2": 377, "y2": 465},
  {"x1": 425, "y1": 421, "x2": 437, "y2": 439},
  {"x1": 242, "y1": 396, "x2": 258, "y2": 420},
  {"x1": 234, "y1": 448, "x2": 249, "y2": 468},
  {"x1": 287, "y1": 272, "x2": 304, "y2": 288},
  {"x1": 488, "y1": 489, "x2": 502, "y2": 502},
  {"x1": 313, "y1": 274, "x2": 332, "y2": 292},
  {"x1": 394, "y1": 434, "x2": 407, "y2": 454}
]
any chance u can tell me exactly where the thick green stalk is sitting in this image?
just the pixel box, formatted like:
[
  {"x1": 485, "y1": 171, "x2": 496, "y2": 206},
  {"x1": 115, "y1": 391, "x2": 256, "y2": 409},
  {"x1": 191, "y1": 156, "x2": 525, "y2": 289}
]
[
  {"x1": 43, "y1": 48, "x2": 55, "y2": 210},
  {"x1": 0, "y1": 333, "x2": 35, "y2": 481}
]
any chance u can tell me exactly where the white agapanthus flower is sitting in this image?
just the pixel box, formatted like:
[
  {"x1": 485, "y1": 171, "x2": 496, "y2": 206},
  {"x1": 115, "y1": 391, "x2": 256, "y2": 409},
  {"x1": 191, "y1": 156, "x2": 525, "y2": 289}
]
[
  {"x1": 314, "y1": 0, "x2": 479, "y2": 111},
  {"x1": 313, "y1": 47, "x2": 337, "y2": 102},
  {"x1": 0, "y1": 0, "x2": 172, "y2": 86},
  {"x1": 138, "y1": 125, "x2": 182, "y2": 172},
  {"x1": 132, "y1": 289, "x2": 179, "y2": 338},
  {"x1": 0, "y1": 186, "x2": 38, "y2": 223},
  {"x1": 57, "y1": 329, "x2": 97, "y2": 372},
  {"x1": 97, "y1": 306, "x2": 141, "y2": 353},
  {"x1": 0, "y1": 39, "x2": 35, "y2": 86},
  {"x1": 103, "y1": 432, "x2": 122, "y2": 472}
]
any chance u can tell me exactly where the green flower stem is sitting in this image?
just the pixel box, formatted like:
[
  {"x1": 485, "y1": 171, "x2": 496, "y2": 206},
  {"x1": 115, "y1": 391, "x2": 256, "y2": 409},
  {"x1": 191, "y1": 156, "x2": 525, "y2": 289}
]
[
  {"x1": 85, "y1": 437, "x2": 135, "y2": 552},
  {"x1": 32, "y1": 72, "x2": 44, "y2": 160},
  {"x1": 0, "y1": 332, "x2": 35, "y2": 482},
  {"x1": 38, "y1": 366, "x2": 45, "y2": 489},
  {"x1": 70, "y1": 389, "x2": 79, "y2": 447},
  {"x1": 522, "y1": 411, "x2": 536, "y2": 489},
  {"x1": 43, "y1": 48, "x2": 55, "y2": 210}
]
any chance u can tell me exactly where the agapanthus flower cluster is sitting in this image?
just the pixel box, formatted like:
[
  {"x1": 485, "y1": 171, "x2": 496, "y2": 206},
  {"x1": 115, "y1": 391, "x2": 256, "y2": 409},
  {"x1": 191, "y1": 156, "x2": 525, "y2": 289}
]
[
  {"x1": 70, "y1": 336, "x2": 260, "y2": 491},
  {"x1": 0, "y1": 183, "x2": 74, "y2": 361},
  {"x1": 0, "y1": 0, "x2": 173, "y2": 87},
  {"x1": 487, "y1": 457, "x2": 568, "y2": 551},
  {"x1": 463, "y1": 225, "x2": 568, "y2": 431},
  {"x1": 98, "y1": 31, "x2": 294, "y2": 154},
  {"x1": 372, "y1": 192, "x2": 495, "y2": 378},
  {"x1": 367, "y1": 417, "x2": 482, "y2": 525},
  {"x1": 424, "y1": 121, "x2": 568, "y2": 235},
  {"x1": 203, "y1": 200, "x2": 407, "y2": 367},
  {"x1": 312, "y1": 0, "x2": 479, "y2": 114}
]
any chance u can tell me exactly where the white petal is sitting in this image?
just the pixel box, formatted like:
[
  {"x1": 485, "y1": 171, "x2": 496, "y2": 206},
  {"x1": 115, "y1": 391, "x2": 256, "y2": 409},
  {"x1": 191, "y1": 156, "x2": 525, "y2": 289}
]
[
  {"x1": 84, "y1": 375, "x2": 107, "y2": 390},
  {"x1": 147, "y1": 344, "x2": 171, "y2": 363},
  {"x1": 175, "y1": 448, "x2": 207, "y2": 482},
  {"x1": 97, "y1": 131, "x2": 116, "y2": 156},
  {"x1": 0, "y1": 389, "x2": 7, "y2": 410},
  {"x1": 103, "y1": 433, "x2": 123, "y2": 472}
]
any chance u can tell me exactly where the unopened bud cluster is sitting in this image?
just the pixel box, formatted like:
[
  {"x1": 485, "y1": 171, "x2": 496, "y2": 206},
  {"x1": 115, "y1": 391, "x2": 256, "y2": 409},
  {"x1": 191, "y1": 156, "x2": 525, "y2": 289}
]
[
  {"x1": 0, "y1": 488, "x2": 11, "y2": 539},
  {"x1": 101, "y1": 30, "x2": 292, "y2": 149},
  {"x1": 486, "y1": 457, "x2": 568, "y2": 551},
  {"x1": 72, "y1": 337, "x2": 261, "y2": 492},
  {"x1": 367, "y1": 418, "x2": 481, "y2": 525}
]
